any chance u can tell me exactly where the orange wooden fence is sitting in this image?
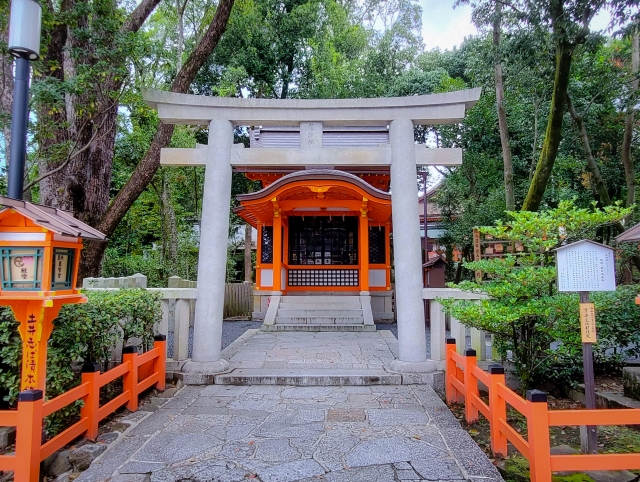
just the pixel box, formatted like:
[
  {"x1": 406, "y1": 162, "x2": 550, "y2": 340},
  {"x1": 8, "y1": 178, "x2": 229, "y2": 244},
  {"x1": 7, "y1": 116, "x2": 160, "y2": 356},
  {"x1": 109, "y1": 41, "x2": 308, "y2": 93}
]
[
  {"x1": 0, "y1": 335, "x2": 166, "y2": 482},
  {"x1": 445, "y1": 338, "x2": 640, "y2": 482}
]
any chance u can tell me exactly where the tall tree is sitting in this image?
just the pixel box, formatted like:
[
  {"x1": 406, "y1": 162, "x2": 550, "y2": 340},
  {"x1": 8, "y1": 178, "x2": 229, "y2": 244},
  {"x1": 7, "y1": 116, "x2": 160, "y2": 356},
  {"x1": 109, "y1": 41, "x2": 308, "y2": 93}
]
[
  {"x1": 0, "y1": 1, "x2": 12, "y2": 171},
  {"x1": 32, "y1": 0, "x2": 163, "y2": 226},
  {"x1": 522, "y1": 0, "x2": 598, "y2": 211},
  {"x1": 82, "y1": 0, "x2": 235, "y2": 278},
  {"x1": 492, "y1": 2, "x2": 515, "y2": 210},
  {"x1": 621, "y1": 30, "x2": 638, "y2": 207}
]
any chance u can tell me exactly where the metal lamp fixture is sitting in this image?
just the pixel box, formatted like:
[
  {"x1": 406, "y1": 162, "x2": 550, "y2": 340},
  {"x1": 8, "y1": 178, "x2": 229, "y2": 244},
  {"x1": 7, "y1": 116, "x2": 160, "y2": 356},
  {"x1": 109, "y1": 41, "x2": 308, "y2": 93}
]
[
  {"x1": 8, "y1": 0, "x2": 43, "y2": 60},
  {"x1": 7, "y1": 0, "x2": 42, "y2": 201}
]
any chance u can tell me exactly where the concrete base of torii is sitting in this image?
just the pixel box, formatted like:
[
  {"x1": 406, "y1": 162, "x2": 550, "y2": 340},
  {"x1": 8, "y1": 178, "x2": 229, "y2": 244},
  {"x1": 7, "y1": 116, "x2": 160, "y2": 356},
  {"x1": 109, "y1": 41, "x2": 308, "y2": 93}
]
[{"x1": 181, "y1": 359, "x2": 230, "y2": 385}]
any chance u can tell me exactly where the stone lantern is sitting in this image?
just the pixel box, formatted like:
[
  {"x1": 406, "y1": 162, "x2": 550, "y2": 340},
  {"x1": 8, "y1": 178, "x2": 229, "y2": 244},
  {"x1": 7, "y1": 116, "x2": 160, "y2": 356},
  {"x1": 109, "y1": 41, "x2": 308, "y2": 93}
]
[{"x1": 0, "y1": 197, "x2": 105, "y2": 392}]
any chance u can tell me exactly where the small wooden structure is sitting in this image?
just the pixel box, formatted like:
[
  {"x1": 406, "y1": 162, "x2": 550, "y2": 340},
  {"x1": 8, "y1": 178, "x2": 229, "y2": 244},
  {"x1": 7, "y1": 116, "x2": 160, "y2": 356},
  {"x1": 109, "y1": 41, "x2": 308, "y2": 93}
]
[
  {"x1": 0, "y1": 197, "x2": 105, "y2": 391},
  {"x1": 423, "y1": 254, "x2": 447, "y2": 288},
  {"x1": 616, "y1": 223, "x2": 640, "y2": 303}
]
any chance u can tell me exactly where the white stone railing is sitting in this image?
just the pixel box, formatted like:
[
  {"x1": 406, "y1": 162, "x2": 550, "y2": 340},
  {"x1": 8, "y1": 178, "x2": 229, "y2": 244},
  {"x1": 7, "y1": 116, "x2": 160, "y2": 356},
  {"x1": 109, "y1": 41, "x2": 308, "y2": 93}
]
[
  {"x1": 83, "y1": 274, "x2": 196, "y2": 366},
  {"x1": 423, "y1": 288, "x2": 496, "y2": 363}
]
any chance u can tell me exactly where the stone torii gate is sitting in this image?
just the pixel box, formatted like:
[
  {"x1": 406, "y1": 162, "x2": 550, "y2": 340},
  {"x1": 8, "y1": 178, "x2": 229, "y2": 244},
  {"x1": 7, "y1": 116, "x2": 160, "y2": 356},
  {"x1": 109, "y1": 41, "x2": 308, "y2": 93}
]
[{"x1": 143, "y1": 88, "x2": 481, "y2": 383}]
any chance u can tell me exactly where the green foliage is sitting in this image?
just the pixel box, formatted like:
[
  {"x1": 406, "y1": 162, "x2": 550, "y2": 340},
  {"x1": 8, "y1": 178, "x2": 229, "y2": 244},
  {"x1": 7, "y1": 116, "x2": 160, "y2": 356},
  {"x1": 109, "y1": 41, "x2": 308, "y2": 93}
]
[
  {"x1": 101, "y1": 231, "x2": 200, "y2": 287},
  {"x1": 0, "y1": 311, "x2": 21, "y2": 407},
  {"x1": 0, "y1": 289, "x2": 161, "y2": 436},
  {"x1": 440, "y1": 201, "x2": 632, "y2": 389}
]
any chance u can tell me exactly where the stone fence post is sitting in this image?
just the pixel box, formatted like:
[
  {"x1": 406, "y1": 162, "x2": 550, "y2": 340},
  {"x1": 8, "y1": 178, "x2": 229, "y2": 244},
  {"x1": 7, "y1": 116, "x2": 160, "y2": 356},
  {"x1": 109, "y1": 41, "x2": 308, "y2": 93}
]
[{"x1": 422, "y1": 288, "x2": 492, "y2": 364}]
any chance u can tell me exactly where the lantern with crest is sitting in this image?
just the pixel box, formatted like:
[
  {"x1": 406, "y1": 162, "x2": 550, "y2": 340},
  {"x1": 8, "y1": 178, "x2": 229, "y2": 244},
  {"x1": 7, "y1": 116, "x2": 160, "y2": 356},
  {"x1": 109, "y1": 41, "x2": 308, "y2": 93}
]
[{"x1": 0, "y1": 197, "x2": 105, "y2": 392}]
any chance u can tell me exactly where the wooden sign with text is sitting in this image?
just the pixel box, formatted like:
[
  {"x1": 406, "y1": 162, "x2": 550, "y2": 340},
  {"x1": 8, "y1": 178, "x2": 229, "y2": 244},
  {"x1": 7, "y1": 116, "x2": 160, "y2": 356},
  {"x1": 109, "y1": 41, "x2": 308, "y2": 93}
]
[{"x1": 579, "y1": 302, "x2": 597, "y2": 343}]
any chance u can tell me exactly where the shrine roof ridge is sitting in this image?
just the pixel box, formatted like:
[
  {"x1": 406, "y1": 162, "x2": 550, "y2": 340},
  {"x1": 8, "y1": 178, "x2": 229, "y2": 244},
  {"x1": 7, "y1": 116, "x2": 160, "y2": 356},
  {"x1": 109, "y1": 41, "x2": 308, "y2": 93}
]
[
  {"x1": 236, "y1": 169, "x2": 391, "y2": 201},
  {"x1": 616, "y1": 222, "x2": 640, "y2": 243},
  {"x1": 0, "y1": 196, "x2": 107, "y2": 241}
]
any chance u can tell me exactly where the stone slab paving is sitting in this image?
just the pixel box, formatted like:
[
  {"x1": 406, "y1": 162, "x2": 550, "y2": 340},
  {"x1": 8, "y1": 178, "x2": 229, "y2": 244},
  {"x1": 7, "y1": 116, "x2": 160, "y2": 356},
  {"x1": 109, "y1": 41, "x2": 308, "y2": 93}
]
[
  {"x1": 76, "y1": 384, "x2": 503, "y2": 482},
  {"x1": 223, "y1": 330, "x2": 400, "y2": 371}
]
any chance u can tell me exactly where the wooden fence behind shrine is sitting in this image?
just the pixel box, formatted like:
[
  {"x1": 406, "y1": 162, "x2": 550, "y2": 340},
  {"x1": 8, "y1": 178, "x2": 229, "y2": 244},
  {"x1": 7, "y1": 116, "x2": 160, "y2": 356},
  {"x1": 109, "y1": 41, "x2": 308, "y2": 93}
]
[
  {"x1": 223, "y1": 282, "x2": 253, "y2": 318},
  {"x1": 169, "y1": 276, "x2": 252, "y2": 319}
]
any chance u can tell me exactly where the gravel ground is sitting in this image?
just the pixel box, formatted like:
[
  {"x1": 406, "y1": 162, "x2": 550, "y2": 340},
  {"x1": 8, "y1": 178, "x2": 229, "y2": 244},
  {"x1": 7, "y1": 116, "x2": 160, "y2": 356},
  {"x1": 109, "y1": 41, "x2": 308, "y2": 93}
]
[{"x1": 222, "y1": 320, "x2": 263, "y2": 349}]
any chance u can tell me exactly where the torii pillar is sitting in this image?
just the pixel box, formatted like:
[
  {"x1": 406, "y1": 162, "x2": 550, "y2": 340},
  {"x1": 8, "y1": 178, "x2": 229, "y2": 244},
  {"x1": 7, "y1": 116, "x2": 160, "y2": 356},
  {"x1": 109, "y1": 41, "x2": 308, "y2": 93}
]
[{"x1": 180, "y1": 119, "x2": 233, "y2": 383}]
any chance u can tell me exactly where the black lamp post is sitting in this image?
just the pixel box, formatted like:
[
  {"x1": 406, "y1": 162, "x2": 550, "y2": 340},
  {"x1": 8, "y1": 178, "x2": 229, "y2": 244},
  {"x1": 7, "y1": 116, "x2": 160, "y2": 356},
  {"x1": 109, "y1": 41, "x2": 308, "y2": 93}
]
[{"x1": 7, "y1": 0, "x2": 42, "y2": 201}]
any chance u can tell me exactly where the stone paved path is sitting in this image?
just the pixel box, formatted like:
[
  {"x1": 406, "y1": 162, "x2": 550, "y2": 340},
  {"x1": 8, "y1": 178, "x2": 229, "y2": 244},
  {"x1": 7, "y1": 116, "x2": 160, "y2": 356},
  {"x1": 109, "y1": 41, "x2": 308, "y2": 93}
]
[
  {"x1": 76, "y1": 384, "x2": 502, "y2": 482},
  {"x1": 76, "y1": 330, "x2": 503, "y2": 482},
  {"x1": 224, "y1": 330, "x2": 399, "y2": 370}
]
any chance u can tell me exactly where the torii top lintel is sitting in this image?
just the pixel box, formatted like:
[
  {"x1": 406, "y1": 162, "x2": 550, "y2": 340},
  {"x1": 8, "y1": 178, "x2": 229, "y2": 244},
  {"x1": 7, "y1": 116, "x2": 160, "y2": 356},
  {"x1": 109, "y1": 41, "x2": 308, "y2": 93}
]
[{"x1": 142, "y1": 88, "x2": 482, "y2": 126}]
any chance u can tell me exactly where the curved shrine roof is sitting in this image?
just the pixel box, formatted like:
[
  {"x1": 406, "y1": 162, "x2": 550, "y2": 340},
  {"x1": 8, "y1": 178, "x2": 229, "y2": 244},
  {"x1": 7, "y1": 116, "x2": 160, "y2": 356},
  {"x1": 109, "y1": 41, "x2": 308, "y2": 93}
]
[
  {"x1": 235, "y1": 169, "x2": 392, "y2": 227},
  {"x1": 237, "y1": 169, "x2": 391, "y2": 202}
]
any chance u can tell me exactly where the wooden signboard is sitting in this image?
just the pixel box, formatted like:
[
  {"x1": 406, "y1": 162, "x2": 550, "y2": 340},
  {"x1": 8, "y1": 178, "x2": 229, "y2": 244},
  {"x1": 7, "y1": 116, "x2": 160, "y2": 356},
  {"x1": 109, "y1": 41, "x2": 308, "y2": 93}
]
[
  {"x1": 579, "y1": 302, "x2": 597, "y2": 343},
  {"x1": 554, "y1": 240, "x2": 616, "y2": 455},
  {"x1": 556, "y1": 240, "x2": 616, "y2": 292},
  {"x1": 473, "y1": 228, "x2": 481, "y2": 282}
]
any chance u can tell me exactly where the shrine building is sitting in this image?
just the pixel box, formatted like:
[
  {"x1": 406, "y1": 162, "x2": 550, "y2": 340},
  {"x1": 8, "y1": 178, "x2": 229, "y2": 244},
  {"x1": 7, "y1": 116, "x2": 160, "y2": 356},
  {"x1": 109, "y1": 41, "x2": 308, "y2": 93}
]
[{"x1": 234, "y1": 126, "x2": 397, "y2": 324}]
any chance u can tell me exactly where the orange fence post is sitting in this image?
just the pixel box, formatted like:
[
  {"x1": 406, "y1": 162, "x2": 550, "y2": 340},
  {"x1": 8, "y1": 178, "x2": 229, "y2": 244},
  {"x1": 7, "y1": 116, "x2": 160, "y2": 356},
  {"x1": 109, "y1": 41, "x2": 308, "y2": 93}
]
[
  {"x1": 14, "y1": 390, "x2": 43, "y2": 482},
  {"x1": 464, "y1": 349, "x2": 479, "y2": 423},
  {"x1": 81, "y1": 362, "x2": 101, "y2": 440},
  {"x1": 445, "y1": 338, "x2": 459, "y2": 404},
  {"x1": 153, "y1": 335, "x2": 167, "y2": 392},
  {"x1": 122, "y1": 346, "x2": 139, "y2": 412},
  {"x1": 488, "y1": 365, "x2": 508, "y2": 457},
  {"x1": 527, "y1": 390, "x2": 552, "y2": 482}
]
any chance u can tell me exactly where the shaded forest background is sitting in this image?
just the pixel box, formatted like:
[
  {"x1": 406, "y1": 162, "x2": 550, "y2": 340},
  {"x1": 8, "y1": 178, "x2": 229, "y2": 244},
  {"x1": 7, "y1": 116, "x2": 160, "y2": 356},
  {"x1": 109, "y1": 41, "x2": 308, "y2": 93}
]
[{"x1": 0, "y1": 0, "x2": 638, "y2": 286}]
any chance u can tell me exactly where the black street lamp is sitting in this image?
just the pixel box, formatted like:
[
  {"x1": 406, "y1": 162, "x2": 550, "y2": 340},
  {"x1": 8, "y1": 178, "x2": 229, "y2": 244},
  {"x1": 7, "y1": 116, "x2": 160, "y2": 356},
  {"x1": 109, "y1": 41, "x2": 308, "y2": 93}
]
[{"x1": 7, "y1": 0, "x2": 42, "y2": 201}]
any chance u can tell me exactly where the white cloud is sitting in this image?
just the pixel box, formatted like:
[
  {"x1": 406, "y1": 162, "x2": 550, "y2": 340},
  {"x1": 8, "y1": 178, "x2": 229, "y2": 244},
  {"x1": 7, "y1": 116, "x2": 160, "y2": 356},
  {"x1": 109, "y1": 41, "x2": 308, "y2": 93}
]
[
  {"x1": 417, "y1": 2, "x2": 614, "y2": 51},
  {"x1": 418, "y1": 1, "x2": 476, "y2": 51}
]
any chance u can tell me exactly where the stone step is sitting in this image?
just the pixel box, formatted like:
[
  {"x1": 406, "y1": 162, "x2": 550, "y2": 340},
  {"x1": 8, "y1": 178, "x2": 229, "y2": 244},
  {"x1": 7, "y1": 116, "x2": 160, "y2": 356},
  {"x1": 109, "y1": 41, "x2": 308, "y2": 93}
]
[
  {"x1": 281, "y1": 295, "x2": 361, "y2": 304},
  {"x1": 214, "y1": 368, "x2": 400, "y2": 385},
  {"x1": 276, "y1": 309, "x2": 364, "y2": 317},
  {"x1": 275, "y1": 316, "x2": 365, "y2": 325},
  {"x1": 262, "y1": 324, "x2": 376, "y2": 332},
  {"x1": 279, "y1": 302, "x2": 361, "y2": 310}
]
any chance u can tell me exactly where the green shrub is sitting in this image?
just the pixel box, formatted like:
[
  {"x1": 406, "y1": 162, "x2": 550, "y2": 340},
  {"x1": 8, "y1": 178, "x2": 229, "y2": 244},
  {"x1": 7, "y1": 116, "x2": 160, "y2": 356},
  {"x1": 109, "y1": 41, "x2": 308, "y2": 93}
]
[
  {"x1": 0, "y1": 289, "x2": 162, "y2": 436},
  {"x1": 542, "y1": 285, "x2": 640, "y2": 387},
  {"x1": 441, "y1": 200, "x2": 633, "y2": 390}
]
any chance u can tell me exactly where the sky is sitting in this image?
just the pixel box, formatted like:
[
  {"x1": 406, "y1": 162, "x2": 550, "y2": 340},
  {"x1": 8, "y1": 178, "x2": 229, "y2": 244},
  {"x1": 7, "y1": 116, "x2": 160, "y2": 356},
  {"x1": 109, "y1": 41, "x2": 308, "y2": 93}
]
[{"x1": 418, "y1": 1, "x2": 614, "y2": 51}]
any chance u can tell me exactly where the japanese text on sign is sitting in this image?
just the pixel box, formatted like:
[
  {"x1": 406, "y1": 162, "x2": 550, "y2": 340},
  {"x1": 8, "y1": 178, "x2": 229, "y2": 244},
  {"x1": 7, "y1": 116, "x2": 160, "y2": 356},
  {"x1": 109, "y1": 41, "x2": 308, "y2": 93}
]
[
  {"x1": 580, "y1": 303, "x2": 597, "y2": 343},
  {"x1": 556, "y1": 242, "x2": 616, "y2": 292}
]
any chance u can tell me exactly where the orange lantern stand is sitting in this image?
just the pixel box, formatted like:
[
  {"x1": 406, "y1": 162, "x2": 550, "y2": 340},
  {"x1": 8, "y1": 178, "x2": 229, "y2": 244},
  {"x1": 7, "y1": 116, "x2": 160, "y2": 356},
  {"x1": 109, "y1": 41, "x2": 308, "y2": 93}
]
[{"x1": 0, "y1": 197, "x2": 105, "y2": 393}]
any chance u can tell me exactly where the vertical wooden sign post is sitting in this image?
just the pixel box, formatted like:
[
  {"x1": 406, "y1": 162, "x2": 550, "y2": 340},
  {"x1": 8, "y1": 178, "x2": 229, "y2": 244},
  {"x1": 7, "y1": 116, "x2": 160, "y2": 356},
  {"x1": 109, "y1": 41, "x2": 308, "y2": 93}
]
[{"x1": 555, "y1": 240, "x2": 616, "y2": 454}]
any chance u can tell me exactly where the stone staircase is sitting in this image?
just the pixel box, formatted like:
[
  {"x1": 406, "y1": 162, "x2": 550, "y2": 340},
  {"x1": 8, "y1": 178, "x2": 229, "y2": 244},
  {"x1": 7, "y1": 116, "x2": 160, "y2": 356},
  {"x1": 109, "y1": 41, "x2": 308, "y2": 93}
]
[{"x1": 263, "y1": 295, "x2": 376, "y2": 331}]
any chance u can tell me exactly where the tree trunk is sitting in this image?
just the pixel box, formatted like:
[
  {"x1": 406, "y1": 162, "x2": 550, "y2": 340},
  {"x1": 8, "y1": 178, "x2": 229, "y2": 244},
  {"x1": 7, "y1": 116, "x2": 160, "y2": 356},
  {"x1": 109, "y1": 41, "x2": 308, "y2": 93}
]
[
  {"x1": 493, "y1": 2, "x2": 514, "y2": 211},
  {"x1": 521, "y1": 43, "x2": 573, "y2": 211},
  {"x1": 37, "y1": 0, "x2": 162, "y2": 223},
  {"x1": 80, "y1": 0, "x2": 236, "y2": 280},
  {"x1": 566, "y1": 94, "x2": 611, "y2": 206},
  {"x1": 529, "y1": 100, "x2": 539, "y2": 181},
  {"x1": 622, "y1": 31, "x2": 638, "y2": 208},
  {"x1": 176, "y1": 0, "x2": 188, "y2": 71},
  {"x1": 162, "y1": 172, "x2": 179, "y2": 261}
]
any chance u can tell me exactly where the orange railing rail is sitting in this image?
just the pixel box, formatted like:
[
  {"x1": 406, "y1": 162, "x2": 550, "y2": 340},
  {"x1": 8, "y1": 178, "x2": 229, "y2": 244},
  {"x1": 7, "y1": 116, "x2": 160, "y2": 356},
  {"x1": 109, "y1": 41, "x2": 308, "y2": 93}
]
[
  {"x1": 445, "y1": 338, "x2": 640, "y2": 482},
  {"x1": 0, "y1": 335, "x2": 166, "y2": 482}
]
